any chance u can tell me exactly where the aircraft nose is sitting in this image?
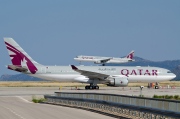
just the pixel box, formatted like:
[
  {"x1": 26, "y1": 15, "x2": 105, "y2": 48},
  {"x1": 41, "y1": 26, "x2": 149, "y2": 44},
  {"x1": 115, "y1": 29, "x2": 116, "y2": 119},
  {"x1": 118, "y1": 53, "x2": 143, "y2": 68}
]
[{"x1": 171, "y1": 73, "x2": 176, "y2": 79}]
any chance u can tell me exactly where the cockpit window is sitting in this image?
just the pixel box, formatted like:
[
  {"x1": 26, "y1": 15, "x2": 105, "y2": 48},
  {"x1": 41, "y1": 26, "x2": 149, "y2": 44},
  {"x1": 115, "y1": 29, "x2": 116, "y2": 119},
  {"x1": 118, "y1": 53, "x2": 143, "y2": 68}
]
[{"x1": 167, "y1": 71, "x2": 172, "y2": 73}]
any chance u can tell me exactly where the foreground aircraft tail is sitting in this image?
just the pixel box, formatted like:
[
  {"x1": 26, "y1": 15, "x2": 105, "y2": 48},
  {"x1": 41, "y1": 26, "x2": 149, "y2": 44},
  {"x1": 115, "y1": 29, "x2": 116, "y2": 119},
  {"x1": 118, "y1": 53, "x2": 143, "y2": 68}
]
[
  {"x1": 4, "y1": 38, "x2": 41, "y2": 74},
  {"x1": 126, "y1": 50, "x2": 134, "y2": 60}
]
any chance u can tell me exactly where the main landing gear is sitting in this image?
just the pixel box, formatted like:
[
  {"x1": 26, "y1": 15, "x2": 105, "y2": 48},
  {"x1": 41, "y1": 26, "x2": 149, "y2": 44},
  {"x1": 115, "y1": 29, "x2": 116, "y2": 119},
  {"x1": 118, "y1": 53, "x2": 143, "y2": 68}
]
[
  {"x1": 85, "y1": 85, "x2": 99, "y2": 90},
  {"x1": 85, "y1": 80, "x2": 100, "y2": 90}
]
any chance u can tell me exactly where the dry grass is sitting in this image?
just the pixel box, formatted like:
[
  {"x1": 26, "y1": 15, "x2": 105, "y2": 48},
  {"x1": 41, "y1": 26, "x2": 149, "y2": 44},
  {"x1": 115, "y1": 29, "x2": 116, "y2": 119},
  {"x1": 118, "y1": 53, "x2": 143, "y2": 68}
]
[
  {"x1": 0, "y1": 81, "x2": 179, "y2": 87},
  {"x1": 0, "y1": 81, "x2": 86, "y2": 87}
]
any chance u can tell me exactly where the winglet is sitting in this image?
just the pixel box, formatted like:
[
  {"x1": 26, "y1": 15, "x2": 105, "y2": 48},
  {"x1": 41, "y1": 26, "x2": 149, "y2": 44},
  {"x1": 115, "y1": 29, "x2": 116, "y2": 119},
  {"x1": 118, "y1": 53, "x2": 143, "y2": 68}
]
[{"x1": 71, "y1": 65, "x2": 78, "y2": 70}]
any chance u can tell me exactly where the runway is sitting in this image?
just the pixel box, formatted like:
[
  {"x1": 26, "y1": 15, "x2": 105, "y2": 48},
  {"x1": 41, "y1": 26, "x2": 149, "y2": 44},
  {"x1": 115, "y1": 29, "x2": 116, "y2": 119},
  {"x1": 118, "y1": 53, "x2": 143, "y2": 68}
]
[
  {"x1": 0, "y1": 96, "x2": 114, "y2": 119},
  {"x1": 0, "y1": 86, "x2": 179, "y2": 97},
  {"x1": 0, "y1": 86, "x2": 179, "y2": 119},
  {"x1": 59, "y1": 87, "x2": 180, "y2": 97}
]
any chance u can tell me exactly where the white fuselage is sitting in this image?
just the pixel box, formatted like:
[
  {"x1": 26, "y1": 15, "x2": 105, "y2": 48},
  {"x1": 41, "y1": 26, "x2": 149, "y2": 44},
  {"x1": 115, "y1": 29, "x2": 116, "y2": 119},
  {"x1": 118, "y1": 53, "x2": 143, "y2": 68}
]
[
  {"x1": 27, "y1": 65, "x2": 176, "y2": 84},
  {"x1": 4, "y1": 38, "x2": 175, "y2": 87},
  {"x1": 74, "y1": 56, "x2": 133, "y2": 64}
]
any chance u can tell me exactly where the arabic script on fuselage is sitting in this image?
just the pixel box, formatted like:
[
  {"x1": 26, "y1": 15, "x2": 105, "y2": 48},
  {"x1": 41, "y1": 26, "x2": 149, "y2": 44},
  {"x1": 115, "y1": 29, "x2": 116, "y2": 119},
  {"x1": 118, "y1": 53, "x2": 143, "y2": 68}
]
[{"x1": 98, "y1": 68, "x2": 116, "y2": 71}]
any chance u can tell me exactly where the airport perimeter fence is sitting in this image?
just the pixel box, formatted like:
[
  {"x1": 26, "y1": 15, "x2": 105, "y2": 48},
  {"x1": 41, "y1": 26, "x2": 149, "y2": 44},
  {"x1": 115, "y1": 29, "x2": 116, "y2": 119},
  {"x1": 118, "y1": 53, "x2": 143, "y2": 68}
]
[{"x1": 44, "y1": 92, "x2": 180, "y2": 119}]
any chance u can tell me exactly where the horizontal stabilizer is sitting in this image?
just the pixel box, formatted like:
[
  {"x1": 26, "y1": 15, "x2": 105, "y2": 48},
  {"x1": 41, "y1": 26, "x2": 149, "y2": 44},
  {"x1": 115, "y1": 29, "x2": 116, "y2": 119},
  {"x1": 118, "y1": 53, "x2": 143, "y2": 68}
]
[{"x1": 7, "y1": 65, "x2": 28, "y2": 72}]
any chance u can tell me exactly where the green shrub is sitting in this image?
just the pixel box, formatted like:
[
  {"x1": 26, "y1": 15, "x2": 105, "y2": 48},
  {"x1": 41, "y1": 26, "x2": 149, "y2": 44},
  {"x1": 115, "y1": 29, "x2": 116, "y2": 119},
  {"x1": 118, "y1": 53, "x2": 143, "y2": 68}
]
[
  {"x1": 153, "y1": 95, "x2": 158, "y2": 98},
  {"x1": 32, "y1": 96, "x2": 46, "y2": 103},
  {"x1": 174, "y1": 95, "x2": 179, "y2": 100},
  {"x1": 158, "y1": 95, "x2": 164, "y2": 99},
  {"x1": 32, "y1": 98, "x2": 38, "y2": 103},
  {"x1": 164, "y1": 95, "x2": 169, "y2": 99},
  {"x1": 164, "y1": 95, "x2": 173, "y2": 99},
  {"x1": 152, "y1": 95, "x2": 180, "y2": 100}
]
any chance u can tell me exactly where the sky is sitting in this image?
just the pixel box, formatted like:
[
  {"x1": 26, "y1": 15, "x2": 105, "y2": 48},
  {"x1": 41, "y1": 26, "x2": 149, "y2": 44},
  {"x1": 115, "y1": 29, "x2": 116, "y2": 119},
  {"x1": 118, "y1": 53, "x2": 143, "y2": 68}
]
[{"x1": 0, "y1": 0, "x2": 180, "y2": 75}]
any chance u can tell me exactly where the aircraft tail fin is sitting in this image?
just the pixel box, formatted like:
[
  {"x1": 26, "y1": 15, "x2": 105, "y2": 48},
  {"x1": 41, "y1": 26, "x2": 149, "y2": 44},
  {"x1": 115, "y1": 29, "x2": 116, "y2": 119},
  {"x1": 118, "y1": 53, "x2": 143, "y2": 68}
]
[
  {"x1": 126, "y1": 50, "x2": 134, "y2": 59},
  {"x1": 4, "y1": 38, "x2": 41, "y2": 74}
]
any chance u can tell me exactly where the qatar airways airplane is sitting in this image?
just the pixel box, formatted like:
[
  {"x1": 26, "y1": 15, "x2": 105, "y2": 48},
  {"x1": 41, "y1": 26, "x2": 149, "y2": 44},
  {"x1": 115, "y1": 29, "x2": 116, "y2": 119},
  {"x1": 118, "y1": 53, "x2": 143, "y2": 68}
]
[
  {"x1": 4, "y1": 38, "x2": 176, "y2": 89},
  {"x1": 74, "y1": 50, "x2": 135, "y2": 65}
]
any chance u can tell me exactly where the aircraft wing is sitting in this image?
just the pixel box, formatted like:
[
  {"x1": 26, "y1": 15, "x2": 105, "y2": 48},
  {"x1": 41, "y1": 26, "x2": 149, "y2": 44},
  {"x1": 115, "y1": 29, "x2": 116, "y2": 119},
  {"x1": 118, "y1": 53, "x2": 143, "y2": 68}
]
[
  {"x1": 71, "y1": 65, "x2": 109, "y2": 80},
  {"x1": 98, "y1": 58, "x2": 112, "y2": 63},
  {"x1": 7, "y1": 65, "x2": 28, "y2": 72}
]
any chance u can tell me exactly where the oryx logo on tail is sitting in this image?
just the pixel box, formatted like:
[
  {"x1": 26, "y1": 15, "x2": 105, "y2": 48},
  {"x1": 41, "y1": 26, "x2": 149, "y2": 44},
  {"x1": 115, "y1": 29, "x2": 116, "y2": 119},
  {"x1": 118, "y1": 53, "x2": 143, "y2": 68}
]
[
  {"x1": 4, "y1": 38, "x2": 38, "y2": 74},
  {"x1": 126, "y1": 50, "x2": 134, "y2": 59}
]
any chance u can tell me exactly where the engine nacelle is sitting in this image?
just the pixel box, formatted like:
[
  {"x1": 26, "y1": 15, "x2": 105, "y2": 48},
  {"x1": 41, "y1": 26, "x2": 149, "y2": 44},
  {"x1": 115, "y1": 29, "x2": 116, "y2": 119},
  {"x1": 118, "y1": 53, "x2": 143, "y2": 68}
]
[
  {"x1": 107, "y1": 77, "x2": 128, "y2": 87},
  {"x1": 94, "y1": 61, "x2": 102, "y2": 64}
]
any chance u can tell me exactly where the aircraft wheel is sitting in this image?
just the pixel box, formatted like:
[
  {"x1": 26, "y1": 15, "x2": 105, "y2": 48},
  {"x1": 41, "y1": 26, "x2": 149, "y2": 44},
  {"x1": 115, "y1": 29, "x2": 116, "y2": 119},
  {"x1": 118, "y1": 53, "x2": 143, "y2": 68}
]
[
  {"x1": 85, "y1": 86, "x2": 99, "y2": 90},
  {"x1": 92, "y1": 86, "x2": 96, "y2": 89},
  {"x1": 85, "y1": 86, "x2": 89, "y2": 90},
  {"x1": 95, "y1": 86, "x2": 99, "y2": 90},
  {"x1": 89, "y1": 86, "x2": 93, "y2": 89}
]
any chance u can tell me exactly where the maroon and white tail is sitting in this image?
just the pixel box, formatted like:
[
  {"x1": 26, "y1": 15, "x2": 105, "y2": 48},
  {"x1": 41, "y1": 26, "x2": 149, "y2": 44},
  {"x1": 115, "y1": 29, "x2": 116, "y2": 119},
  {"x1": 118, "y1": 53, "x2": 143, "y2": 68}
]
[
  {"x1": 126, "y1": 50, "x2": 134, "y2": 59},
  {"x1": 4, "y1": 38, "x2": 40, "y2": 74}
]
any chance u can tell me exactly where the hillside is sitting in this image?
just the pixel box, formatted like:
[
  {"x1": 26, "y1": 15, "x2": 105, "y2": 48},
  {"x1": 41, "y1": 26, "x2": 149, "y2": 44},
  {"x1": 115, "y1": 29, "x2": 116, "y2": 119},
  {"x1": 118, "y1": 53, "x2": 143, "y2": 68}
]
[
  {"x1": 108, "y1": 56, "x2": 180, "y2": 71},
  {"x1": 172, "y1": 65, "x2": 180, "y2": 80},
  {"x1": 0, "y1": 74, "x2": 45, "y2": 81}
]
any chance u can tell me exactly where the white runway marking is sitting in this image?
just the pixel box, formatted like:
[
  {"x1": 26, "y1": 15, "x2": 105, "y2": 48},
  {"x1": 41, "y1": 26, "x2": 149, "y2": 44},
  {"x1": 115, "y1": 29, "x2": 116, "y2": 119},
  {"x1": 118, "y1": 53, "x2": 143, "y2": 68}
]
[
  {"x1": 16, "y1": 96, "x2": 32, "y2": 103},
  {"x1": 4, "y1": 107, "x2": 26, "y2": 119}
]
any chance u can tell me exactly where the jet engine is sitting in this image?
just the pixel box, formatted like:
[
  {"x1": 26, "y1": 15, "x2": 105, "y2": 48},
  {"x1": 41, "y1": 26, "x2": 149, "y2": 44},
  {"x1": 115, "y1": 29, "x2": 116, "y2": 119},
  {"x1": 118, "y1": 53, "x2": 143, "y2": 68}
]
[
  {"x1": 107, "y1": 77, "x2": 128, "y2": 87},
  {"x1": 94, "y1": 61, "x2": 102, "y2": 64}
]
